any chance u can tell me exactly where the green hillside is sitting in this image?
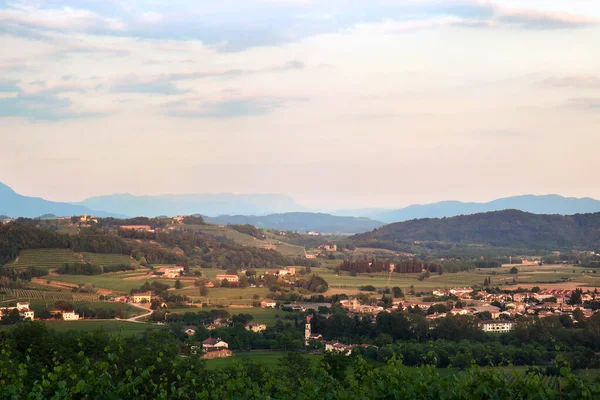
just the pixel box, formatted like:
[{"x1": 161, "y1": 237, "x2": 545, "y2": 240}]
[{"x1": 351, "y1": 210, "x2": 600, "y2": 251}]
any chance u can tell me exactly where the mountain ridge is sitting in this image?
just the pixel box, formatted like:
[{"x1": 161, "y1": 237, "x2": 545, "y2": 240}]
[
  {"x1": 0, "y1": 182, "x2": 119, "y2": 219},
  {"x1": 359, "y1": 194, "x2": 600, "y2": 222},
  {"x1": 351, "y1": 209, "x2": 600, "y2": 251},
  {"x1": 204, "y1": 212, "x2": 384, "y2": 234}
]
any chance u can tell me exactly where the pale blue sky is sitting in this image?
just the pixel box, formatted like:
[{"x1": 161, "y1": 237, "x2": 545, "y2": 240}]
[{"x1": 0, "y1": 0, "x2": 599, "y2": 209}]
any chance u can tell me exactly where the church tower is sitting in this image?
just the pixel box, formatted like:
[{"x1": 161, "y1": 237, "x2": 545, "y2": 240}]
[{"x1": 305, "y1": 315, "x2": 312, "y2": 346}]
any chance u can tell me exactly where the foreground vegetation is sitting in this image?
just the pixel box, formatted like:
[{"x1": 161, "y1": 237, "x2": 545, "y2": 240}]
[{"x1": 0, "y1": 322, "x2": 598, "y2": 399}]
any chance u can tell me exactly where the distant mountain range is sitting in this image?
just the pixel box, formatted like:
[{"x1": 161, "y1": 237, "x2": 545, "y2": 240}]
[
  {"x1": 76, "y1": 193, "x2": 305, "y2": 218},
  {"x1": 345, "y1": 195, "x2": 600, "y2": 223},
  {"x1": 351, "y1": 209, "x2": 600, "y2": 251},
  {"x1": 0, "y1": 182, "x2": 118, "y2": 218},
  {"x1": 204, "y1": 213, "x2": 384, "y2": 234}
]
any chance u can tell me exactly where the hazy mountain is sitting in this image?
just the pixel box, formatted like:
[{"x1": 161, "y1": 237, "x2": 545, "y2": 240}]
[
  {"x1": 351, "y1": 209, "x2": 600, "y2": 251},
  {"x1": 205, "y1": 212, "x2": 384, "y2": 234},
  {"x1": 77, "y1": 193, "x2": 305, "y2": 218},
  {"x1": 368, "y1": 195, "x2": 600, "y2": 223},
  {"x1": 0, "y1": 182, "x2": 116, "y2": 218},
  {"x1": 0, "y1": 215, "x2": 10, "y2": 221}
]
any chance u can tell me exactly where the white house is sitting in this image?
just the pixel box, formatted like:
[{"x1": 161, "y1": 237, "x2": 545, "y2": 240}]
[{"x1": 62, "y1": 311, "x2": 80, "y2": 321}]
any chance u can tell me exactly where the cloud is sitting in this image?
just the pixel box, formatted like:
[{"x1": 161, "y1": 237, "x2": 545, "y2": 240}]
[
  {"x1": 107, "y1": 60, "x2": 305, "y2": 95},
  {"x1": 566, "y1": 98, "x2": 600, "y2": 110},
  {"x1": 541, "y1": 75, "x2": 600, "y2": 89},
  {"x1": 496, "y1": 8, "x2": 600, "y2": 29},
  {"x1": 165, "y1": 96, "x2": 307, "y2": 118},
  {"x1": 0, "y1": 3, "x2": 125, "y2": 34},
  {"x1": 110, "y1": 75, "x2": 187, "y2": 95},
  {"x1": 0, "y1": 92, "x2": 104, "y2": 120},
  {"x1": 0, "y1": 1, "x2": 597, "y2": 51}
]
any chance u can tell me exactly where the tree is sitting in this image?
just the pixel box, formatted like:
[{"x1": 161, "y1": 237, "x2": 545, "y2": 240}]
[
  {"x1": 392, "y1": 286, "x2": 404, "y2": 298},
  {"x1": 570, "y1": 288, "x2": 583, "y2": 305},
  {"x1": 175, "y1": 279, "x2": 182, "y2": 289},
  {"x1": 199, "y1": 285, "x2": 208, "y2": 297},
  {"x1": 573, "y1": 307, "x2": 585, "y2": 322},
  {"x1": 510, "y1": 267, "x2": 519, "y2": 274}
]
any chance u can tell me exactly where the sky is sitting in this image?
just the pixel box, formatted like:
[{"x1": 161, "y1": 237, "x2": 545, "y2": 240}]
[{"x1": 1, "y1": 0, "x2": 599, "y2": 210}]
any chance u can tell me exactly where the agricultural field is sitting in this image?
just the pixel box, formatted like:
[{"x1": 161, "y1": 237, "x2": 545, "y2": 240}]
[
  {"x1": 6, "y1": 249, "x2": 82, "y2": 270},
  {"x1": 307, "y1": 263, "x2": 600, "y2": 294},
  {"x1": 81, "y1": 252, "x2": 140, "y2": 267},
  {"x1": 2, "y1": 289, "x2": 99, "y2": 302},
  {"x1": 178, "y1": 286, "x2": 271, "y2": 306},
  {"x1": 41, "y1": 320, "x2": 165, "y2": 334},
  {"x1": 44, "y1": 272, "x2": 154, "y2": 294}
]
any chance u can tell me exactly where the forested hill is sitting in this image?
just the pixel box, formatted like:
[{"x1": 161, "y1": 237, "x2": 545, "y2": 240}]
[
  {"x1": 204, "y1": 212, "x2": 383, "y2": 234},
  {"x1": 351, "y1": 210, "x2": 600, "y2": 251}
]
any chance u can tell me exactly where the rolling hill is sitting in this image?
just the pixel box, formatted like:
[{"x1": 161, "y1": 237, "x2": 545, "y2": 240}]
[
  {"x1": 0, "y1": 182, "x2": 117, "y2": 218},
  {"x1": 351, "y1": 209, "x2": 600, "y2": 251},
  {"x1": 204, "y1": 212, "x2": 383, "y2": 234},
  {"x1": 346, "y1": 195, "x2": 600, "y2": 223}
]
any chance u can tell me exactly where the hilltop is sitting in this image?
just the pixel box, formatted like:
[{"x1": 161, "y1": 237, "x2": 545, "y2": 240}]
[{"x1": 351, "y1": 209, "x2": 600, "y2": 251}]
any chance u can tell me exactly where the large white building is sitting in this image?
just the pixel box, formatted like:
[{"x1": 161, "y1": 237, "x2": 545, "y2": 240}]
[{"x1": 480, "y1": 321, "x2": 515, "y2": 333}]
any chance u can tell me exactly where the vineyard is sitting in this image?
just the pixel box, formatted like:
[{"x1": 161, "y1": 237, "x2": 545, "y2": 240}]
[
  {"x1": 6, "y1": 289, "x2": 99, "y2": 302},
  {"x1": 81, "y1": 252, "x2": 139, "y2": 267},
  {"x1": 7, "y1": 249, "x2": 82, "y2": 270}
]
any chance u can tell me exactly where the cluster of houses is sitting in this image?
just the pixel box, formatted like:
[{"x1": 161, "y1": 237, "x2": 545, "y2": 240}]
[
  {"x1": 156, "y1": 266, "x2": 185, "y2": 279},
  {"x1": 0, "y1": 302, "x2": 82, "y2": 321},
  {"x1": 335, "y1": 287, "x2": 599, "y2": 334},
  {"x1": 0, "y1": 302, "x2": 35, "y2": 320}
]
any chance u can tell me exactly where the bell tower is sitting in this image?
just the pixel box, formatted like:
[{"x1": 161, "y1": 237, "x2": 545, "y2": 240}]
[{"x1": 305, "y1": 315, "x2": 312, "y2": 346}]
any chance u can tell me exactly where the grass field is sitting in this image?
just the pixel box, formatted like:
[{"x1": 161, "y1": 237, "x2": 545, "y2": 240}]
[
  {"x1": 178, "y1": 286, "x2": 271, "y2": 305},
  {"x1": 42, "y1": 320, "x2": 164, "y2": 334},
  {"x1": 45, "y1": 272, "x2": 154, "y2": 293},
  {"x1": 7, "y1": 249, "x2": 83, "y2": 270}
]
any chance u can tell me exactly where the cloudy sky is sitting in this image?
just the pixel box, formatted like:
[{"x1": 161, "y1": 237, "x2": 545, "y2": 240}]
[{"x1": 1, "y1": 0, "x2": 599, "y2": 209}]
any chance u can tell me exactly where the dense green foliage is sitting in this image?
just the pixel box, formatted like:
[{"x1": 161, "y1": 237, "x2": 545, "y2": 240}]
[
  {"x1": 0, "y1": 322, "x2": 598, "y2": 399},
  {"x1": 56, "y1": 263, "x2": 137, "y2": 275},
  {"x1": 352, "y1": 210, "x2": 600, "y2": 251}
]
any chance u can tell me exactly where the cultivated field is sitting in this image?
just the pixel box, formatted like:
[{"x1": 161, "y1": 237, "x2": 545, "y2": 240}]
[
  {"x1": 7, "y1": 249, "x2": 82, "y2": 270},
  {"x1": 41, "y1": 320, "x2": 165, "y2": 334},
  {"x1": 81, "y1": 252, "x2": 139, "y2": 267}
]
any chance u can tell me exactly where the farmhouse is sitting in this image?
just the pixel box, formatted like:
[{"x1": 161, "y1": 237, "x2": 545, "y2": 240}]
[
  {"x1": 325, "y1": 342, "x2": 355, "y2": 355},
  {"x1": 202, "y1": 338, "x2": 229, "y2": 351},
  {"x1": 216, "y1": 275, "x2": 239, "y2": 284},
  {"x1": 62, "y1": 311, "x2": 80, "y2": 321},
  {"x1": 158, "y1": 266, "x2": 185, "y2": 278},
  {"x1": 245, "y1": 322, "x2": 267, "y2": 333},
  {"x1": 320, "y1": 244, "x2": 337, "y2": 252},
  {"x1": 261, "y1": 300, "x2": 277, "y2": 309},
  {"x1": 131, "y1": 292, "x2": 153, "y2": 303}
]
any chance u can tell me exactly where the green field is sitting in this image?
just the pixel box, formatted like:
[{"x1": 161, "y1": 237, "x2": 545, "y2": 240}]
[
  {"x1": 7, "y1": 249, "x2": 83, "y2": 270},
  {"x1": 42, "y1": 320, "x2": 164, "y2": 334},
  {"x1": 46, "y1": 272, "x2": 153, "y2": 293},
  {"x1": 178, "y1": 286, "x2": 271, "y2": 305}
]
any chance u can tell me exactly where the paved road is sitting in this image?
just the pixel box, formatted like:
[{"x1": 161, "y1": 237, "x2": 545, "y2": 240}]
[{"x1": 124, "y1": 302, "x2": 154, "y2": 323}]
